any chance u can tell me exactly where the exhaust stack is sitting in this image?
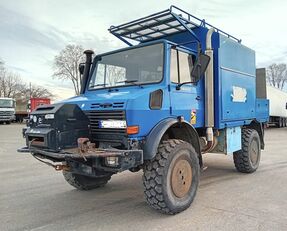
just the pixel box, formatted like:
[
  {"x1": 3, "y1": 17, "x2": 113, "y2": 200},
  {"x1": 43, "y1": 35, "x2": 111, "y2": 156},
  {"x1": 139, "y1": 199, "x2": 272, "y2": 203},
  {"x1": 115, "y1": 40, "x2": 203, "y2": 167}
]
[
  {"x1": 80, "y1": 50, "x2": 94, "y2": 94},
  {"x1": 203, "y1": 28, "x2": 215, "y2": 153}
]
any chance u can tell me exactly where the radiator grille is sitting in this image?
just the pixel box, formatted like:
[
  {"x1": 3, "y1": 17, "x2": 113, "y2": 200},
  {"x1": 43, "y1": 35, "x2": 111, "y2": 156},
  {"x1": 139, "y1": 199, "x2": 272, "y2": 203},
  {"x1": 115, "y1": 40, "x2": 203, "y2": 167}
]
[
  {"x1": 85, "y1": 110, "x2": 126, "y2": 136},
  {"x1": 0, "y1": 111, "x2": 14, "y2": 116}
]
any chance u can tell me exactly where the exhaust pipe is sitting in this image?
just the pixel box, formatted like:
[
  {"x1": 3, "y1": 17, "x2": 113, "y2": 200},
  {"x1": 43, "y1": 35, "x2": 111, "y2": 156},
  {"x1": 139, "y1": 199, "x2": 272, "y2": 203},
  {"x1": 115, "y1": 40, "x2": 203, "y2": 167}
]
[
  {"x1": 80, "y1": 50, "x2": 94, "y2": 94},
  {"x1": 203, "y1": 28, "x2": 215, "y2": 153}
]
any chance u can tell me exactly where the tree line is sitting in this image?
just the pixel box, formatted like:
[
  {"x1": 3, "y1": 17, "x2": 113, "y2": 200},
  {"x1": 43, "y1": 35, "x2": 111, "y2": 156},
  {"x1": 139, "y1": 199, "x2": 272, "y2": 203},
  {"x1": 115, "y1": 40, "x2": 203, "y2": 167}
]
[
  {"x1": 266, "y1": 63, "x2": 287, "y2": 90},
  {"x1": 0, "y1": 59, "x2": 53, "y2": 99}
]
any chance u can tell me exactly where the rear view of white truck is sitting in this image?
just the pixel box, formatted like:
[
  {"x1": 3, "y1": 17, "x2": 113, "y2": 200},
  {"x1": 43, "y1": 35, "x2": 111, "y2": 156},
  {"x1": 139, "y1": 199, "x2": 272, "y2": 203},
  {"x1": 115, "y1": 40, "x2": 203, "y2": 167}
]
[
  {"x1": 267, "y1": 86, "x2": 287, "y2": 127},
  {"x1": 256, "y1": 68, "x2": 287, "y2": 128}
]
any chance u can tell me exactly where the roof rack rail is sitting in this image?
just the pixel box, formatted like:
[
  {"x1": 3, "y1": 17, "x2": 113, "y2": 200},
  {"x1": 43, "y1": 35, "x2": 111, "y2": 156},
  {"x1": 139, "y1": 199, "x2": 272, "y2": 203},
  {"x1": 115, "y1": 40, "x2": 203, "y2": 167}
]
[{"x1": 109, "y1": 5, "x2": 241, "y2": 46}]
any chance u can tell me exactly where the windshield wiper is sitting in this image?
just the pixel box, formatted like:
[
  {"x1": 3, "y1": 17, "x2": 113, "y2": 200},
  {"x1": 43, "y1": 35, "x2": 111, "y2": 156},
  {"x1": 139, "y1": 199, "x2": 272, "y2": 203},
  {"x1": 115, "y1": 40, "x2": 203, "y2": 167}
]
[
  {"x1": 89, "y1": 83, "x2": 106, "y2": 88},
  {"x1": 116, "y1": 80, "x2": 143, "y2": 88}
]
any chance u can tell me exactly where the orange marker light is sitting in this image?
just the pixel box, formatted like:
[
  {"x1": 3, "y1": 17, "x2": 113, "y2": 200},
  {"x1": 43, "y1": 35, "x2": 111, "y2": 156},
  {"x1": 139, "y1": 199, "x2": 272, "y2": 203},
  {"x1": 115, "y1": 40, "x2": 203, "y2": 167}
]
[{"x1": 127, "y1": 126, "x2": 139, "y2": 135}]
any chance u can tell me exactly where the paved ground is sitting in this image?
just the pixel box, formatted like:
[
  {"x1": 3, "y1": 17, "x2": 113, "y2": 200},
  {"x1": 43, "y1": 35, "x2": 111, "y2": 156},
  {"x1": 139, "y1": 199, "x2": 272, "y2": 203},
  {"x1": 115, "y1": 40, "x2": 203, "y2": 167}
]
[{"x1": 1, "y1": 124, "x2": 287, "y2": 231}]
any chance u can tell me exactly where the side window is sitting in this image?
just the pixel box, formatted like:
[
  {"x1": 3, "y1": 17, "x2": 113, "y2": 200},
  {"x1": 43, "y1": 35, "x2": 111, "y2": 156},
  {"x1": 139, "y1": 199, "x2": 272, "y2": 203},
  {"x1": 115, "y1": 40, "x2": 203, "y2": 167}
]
[
  {"x1": 178, "y1": 51, "x2": 192, "y2": 83},
  {"x1": 170, "y1": 49, "x2": 194, "y2": 84},
  {"x1": 170, "y1": 49, "x2": 179, "y2": 83}
]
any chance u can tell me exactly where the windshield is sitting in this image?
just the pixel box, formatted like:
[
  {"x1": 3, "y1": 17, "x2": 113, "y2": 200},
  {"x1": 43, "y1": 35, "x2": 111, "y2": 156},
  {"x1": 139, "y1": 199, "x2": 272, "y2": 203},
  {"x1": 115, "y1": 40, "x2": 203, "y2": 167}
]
[
  {"x1": 0, "y1": 99, "x2": 14, "y2": 108},
  {"x1": 88, "y1": 43, "x2": 164, "y2": 90}
]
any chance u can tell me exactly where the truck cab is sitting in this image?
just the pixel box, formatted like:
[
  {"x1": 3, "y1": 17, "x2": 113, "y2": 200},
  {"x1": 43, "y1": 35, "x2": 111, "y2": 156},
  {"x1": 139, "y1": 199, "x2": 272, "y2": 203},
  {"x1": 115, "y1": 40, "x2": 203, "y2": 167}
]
[
  {"x1": 19, "y1": 6, "x2": 269, "y2": 214},
  {"x1": 0, "y1": 97, "x2": 15, "y2": 124}
]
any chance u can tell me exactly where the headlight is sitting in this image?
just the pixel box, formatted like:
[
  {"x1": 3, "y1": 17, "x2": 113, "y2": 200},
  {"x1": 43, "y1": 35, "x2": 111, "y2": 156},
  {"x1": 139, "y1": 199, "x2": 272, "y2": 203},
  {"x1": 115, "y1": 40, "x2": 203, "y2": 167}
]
[
  {"x1": 105, "y1": 156, "x2": 119, "y2": 166},
  {"x1": 33, "y1": 116, "x2": 37, "y2": 123}
]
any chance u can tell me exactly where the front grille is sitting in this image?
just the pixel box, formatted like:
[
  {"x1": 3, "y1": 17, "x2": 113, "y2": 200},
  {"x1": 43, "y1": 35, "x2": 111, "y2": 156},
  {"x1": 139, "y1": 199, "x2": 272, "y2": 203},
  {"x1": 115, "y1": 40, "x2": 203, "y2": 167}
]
[
  {"x1": 90, "y1": 102, "x2": 125, "y2": 109},
  {"x1": 85, "y1": 110, "x2": 126, "y2": 138},
  {"x1": 0, "y1": 111, "x2": 13, "y2": 116}
]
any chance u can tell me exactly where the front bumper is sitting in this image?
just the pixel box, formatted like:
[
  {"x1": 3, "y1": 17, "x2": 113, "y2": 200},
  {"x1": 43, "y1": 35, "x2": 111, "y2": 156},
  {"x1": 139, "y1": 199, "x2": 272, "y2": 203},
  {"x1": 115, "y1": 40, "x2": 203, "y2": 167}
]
[
  {"x1": 0, "y1": 116, "x2": 14, "y2": 121},
  {"x1": 17, "y1": 146, "x2": 143, "y2": 173}
]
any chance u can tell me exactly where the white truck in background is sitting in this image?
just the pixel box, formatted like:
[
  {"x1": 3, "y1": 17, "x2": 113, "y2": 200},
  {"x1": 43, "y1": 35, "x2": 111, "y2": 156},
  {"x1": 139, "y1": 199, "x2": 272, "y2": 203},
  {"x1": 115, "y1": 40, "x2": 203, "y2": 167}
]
[
  {"x1": 267, "y1": 86, "x2": 287, "y2": 127},
  {"x1": 0, "y1": 97, "x2": 15, "y2": 124}
]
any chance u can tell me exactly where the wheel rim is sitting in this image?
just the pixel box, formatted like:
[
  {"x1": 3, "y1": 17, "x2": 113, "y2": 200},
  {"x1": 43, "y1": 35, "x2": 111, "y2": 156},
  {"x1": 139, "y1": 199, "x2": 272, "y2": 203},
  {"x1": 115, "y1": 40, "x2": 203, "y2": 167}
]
[
  {"x1": 171, "y1": 158, "x2": 192, "y2": 198},
  {"x1": 250, "y1": 139, "x2": 259, "y2": 165}
]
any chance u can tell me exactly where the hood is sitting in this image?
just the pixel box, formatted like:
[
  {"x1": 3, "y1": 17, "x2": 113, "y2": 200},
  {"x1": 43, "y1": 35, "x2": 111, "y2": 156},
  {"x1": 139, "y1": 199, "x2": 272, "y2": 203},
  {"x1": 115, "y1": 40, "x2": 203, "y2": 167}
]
[{"x1": 60, "y1": 86, "x2": 159, "y2": 111}]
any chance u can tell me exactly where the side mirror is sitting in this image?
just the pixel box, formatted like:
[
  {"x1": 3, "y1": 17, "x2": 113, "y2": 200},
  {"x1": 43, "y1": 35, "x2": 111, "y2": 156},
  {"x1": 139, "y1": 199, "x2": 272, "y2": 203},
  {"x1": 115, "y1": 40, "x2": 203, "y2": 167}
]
[
  {"x1": 78, "y1": 63, "x2": 85, "y2": 75},
  {"x1": 191, "y1": 53, "x2": 210, "y2": 81}
]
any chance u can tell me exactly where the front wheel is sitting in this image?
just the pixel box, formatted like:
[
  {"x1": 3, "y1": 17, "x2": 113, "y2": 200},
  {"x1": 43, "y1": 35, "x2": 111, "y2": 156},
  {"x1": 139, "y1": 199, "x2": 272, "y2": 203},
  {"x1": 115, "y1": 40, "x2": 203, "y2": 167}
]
[
  {"x1": 63, "y1": 172, "x2": 112, "y2": 190},
  {"x1": 143, "y1": 139, "x2": 200, "y2": 214},
  {"x1": 233, "y1": 129, "x2": 261, "y2": 173}
]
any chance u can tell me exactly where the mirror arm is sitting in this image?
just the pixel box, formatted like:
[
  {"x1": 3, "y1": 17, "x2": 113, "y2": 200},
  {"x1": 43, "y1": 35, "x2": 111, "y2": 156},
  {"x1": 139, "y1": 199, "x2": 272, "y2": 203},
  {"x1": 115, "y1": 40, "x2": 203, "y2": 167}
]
[{"x1": 176, "y1": 81, "x2": 194, "y2": 90}]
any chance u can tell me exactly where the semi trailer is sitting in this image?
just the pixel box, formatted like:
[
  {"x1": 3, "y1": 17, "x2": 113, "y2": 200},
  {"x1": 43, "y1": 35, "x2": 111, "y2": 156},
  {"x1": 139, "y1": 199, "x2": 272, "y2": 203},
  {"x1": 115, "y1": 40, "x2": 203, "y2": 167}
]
[
  {"x1": 256, "y1": 68, "x2": 287, "y2": 127},
  {"x1": 18, "y1": 6, "x2": 269, "y2": 214},
  {"x1": 268, "y1": 86, "x2": 287, "y2": 127}
]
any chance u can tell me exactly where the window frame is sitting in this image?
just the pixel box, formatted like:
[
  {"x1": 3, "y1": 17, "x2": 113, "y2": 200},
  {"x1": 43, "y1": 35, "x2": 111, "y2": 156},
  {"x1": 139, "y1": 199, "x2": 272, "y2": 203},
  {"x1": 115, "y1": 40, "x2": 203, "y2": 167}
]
[
  {"x1": 87, "y1": 42, "x2": 165, "y2": 91},
  {"x1": 170, "y1": 48, "x2": 196, "y2": 85}
]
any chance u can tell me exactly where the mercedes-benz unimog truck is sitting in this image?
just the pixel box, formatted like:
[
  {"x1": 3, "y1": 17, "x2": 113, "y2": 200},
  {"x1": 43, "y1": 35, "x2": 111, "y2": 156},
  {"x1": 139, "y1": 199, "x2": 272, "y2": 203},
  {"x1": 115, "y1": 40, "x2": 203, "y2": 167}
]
[{"x1": 18, "y1": 6, "x2": 269, "y2": 214}]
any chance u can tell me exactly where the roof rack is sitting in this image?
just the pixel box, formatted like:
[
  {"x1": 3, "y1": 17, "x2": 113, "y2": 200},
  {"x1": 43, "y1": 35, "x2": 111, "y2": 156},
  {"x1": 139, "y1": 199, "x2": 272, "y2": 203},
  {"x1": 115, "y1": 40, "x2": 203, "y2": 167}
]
[{"x1": 109, "y1": 5, "x2": 241, "y2": 46}]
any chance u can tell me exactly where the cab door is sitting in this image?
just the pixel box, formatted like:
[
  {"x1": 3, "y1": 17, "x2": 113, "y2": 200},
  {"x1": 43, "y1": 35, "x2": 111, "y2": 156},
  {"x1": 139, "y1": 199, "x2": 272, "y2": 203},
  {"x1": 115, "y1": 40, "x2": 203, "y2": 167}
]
[{"x1": 169, "y1": 48, "x2": 204, "y2": 128}]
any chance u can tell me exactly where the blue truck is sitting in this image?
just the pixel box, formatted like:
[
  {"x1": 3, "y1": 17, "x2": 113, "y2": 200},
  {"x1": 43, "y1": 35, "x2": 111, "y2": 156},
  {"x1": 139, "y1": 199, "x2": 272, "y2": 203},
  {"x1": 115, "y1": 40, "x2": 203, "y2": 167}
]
[{"x1": 19, "y1": 6, "x2": 269, "y2": 214}]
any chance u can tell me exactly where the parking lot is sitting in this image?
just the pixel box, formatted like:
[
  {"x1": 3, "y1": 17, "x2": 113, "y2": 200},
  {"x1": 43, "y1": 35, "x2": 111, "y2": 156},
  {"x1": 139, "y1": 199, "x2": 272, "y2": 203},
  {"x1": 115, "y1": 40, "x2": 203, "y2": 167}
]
[{"x1": 1, "y1": 124, "x2": 287, "y2": 231}]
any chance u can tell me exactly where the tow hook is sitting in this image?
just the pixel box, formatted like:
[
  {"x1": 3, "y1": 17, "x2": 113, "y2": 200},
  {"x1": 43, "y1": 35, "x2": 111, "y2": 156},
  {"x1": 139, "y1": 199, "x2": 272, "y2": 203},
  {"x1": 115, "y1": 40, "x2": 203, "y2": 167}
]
[{"x1": 77, "y1": 137, "x2": 96, "y2": 161}]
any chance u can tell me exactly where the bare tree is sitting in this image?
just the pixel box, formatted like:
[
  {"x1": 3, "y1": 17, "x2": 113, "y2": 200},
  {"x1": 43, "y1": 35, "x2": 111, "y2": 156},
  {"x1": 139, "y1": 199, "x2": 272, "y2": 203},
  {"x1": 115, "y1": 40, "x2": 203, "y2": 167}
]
[
  {"x1": 52, "y1": 44, "x2": 85, "y2": 95},
  {"x1": 0, "y1": 71, "x2": 24, "y2": 98},
  {"x1": 106, "y1": 65, "x2": 126, "y2": 86},
  {"x1": 266, "y1": 63, "x2": 287, "y2": 90},
  {"x1": 27, "y1": 85, "x2": 54, "y2": 98},
  {"x1": 0, "y1": 59, "x2": 53, "y2": 99}
]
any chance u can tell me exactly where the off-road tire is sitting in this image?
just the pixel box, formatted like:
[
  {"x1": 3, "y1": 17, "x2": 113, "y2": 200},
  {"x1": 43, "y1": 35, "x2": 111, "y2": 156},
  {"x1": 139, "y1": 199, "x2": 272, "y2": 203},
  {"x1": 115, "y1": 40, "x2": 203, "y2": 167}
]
[
  {"x1": 233, "y1": 129, "x2": 261, "y2": 173},
  {"x1": 143, "y1": 139, "x2": 200, "y2": 215},
  {"x1": 63, "y1": 172, "x2": 111, "y2": 190}
]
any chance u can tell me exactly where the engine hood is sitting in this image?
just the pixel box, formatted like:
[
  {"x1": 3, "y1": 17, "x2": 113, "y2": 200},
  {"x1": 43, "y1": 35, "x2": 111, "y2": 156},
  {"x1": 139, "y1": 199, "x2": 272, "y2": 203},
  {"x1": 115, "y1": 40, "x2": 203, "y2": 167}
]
[{"x1": 61, "y1": 86, "x2": 159, "y2": 111}]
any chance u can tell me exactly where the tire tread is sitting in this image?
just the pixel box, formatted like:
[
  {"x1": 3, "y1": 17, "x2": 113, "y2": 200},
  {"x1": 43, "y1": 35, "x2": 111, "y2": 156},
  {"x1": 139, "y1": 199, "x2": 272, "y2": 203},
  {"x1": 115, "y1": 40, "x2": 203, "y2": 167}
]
[
  {"x1": 143, "y1": 139, "x2": 198, "y2": 214},
  {"x1": 233, "y1": 129, "x2": 260, "y2": 173}
]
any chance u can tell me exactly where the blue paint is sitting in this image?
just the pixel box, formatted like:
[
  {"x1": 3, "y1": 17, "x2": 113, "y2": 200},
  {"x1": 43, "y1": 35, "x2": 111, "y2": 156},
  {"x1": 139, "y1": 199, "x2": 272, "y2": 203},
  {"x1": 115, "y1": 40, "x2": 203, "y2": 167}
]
[
  {"x1": 226, "y1": 127, "x2": 242, "y2": 154},
  {"x1": 59, "y1": 6, "x2": 269, "y2": 152}
]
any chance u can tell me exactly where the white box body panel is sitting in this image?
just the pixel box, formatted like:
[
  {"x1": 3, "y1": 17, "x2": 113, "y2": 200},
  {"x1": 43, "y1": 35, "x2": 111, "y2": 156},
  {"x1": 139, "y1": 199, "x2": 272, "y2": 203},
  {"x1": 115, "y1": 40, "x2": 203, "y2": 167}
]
[{"x1": 267, "y1": 86, "x2": 287, "y2": 118}]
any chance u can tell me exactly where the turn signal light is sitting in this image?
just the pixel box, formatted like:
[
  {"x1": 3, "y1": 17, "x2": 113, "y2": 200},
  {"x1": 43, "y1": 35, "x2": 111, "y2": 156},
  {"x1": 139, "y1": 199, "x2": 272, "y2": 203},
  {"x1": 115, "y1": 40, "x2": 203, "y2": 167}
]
[{"x1": 127, "y1": 126, "x2": 139, "y2": 135}]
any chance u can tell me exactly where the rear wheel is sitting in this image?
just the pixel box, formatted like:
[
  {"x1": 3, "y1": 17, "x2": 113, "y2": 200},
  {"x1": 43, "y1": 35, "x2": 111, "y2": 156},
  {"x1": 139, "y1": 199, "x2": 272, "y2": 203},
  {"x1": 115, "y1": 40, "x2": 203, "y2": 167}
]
[
  {"x1": 143, "y1": 139, "x2": 200, "y2": 214},
  {"x1": 63, "y1": 172, "x2": 112, "y2": 190},
  {"x1": 233, "y1": 129, "x2": 261, "y2": 173},
  {"x1": 279, "y1": 118, "x2": 283, "y2": 128}
]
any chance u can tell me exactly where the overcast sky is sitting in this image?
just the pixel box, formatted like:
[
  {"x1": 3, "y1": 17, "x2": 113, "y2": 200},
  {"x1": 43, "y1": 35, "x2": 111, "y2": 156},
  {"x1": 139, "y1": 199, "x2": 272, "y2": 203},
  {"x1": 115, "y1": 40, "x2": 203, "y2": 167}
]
[{"x1": 0, "y1": 0, "x2": 286, "y2": 99}]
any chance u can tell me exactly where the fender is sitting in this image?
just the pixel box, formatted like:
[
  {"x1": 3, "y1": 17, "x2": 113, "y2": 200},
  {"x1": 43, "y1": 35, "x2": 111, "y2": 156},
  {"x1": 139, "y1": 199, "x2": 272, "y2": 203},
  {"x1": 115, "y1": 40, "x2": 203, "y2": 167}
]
[
  {"x1": 246, "y1": 120, "x2": 265, "y2": 149},
  {"x1": 143, "y1": 118, "x2": 202, "y2": 166}
]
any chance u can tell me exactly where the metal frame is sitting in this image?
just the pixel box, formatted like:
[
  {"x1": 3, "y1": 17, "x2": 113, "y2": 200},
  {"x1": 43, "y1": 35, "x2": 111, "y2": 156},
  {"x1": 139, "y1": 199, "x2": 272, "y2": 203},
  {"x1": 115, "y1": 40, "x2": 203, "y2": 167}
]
[{"x1": 108, "y1": 5, "x2": 241, "y2": 46}]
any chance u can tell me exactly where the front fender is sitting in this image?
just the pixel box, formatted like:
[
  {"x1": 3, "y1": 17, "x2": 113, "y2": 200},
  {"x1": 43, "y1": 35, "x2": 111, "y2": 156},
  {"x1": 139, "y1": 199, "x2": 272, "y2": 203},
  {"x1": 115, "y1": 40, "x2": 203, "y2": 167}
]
[
  {"x1": 143, "y1": 118, "x2": 178, "y2": 160},
  {"x1": 143, "y1": 118, "x2": 201, "y2": 165}
]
